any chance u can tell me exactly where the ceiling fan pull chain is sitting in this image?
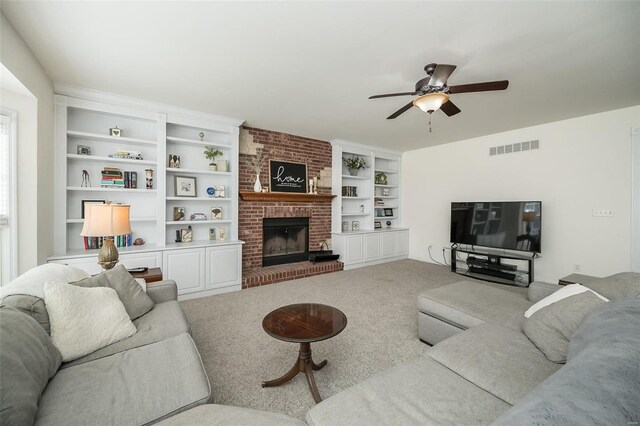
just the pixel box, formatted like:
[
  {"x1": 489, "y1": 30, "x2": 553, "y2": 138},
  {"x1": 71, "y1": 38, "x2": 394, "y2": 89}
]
[{"x1": 428, "y1": 112, "x2": 433, "y2": 133}]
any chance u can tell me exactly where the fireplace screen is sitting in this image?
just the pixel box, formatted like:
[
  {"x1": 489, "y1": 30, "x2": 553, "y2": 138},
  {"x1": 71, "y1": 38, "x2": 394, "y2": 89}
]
[{"x1": 263, "y1": 217, "x2": 309, "y2": 266}]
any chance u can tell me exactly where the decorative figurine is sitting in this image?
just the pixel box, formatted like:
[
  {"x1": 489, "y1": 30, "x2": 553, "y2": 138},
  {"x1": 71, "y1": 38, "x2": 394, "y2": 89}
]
[
  {"x1": 199, "y1": 132, "x2": 205, "y2": 141},
  {"x1": 386, "y1": 220, "x2": 392, "y2": 229},
  {"x1": 81, "y1": 170, "x2": 91, "y2": 187},
  {"x1": 145, "y1": 169, "x2": 153, "y2": 189},
  {"x1": 133, "y1": 238, "x2": 145, "y2": 246},
  {"x1": 206, "y1": 186, "x2": 215, "y2": 197},
  {"x1": 109, "y1": 126, "x2": 121, "y2": 137}
]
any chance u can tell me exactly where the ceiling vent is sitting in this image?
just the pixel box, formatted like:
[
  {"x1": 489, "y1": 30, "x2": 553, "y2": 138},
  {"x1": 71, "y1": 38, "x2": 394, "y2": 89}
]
[{"x1": 489, "y1": 140, "x2": 540, "y2": 156}]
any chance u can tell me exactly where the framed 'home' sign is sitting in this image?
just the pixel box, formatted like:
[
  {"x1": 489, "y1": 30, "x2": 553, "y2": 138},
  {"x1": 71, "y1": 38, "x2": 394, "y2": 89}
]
[{"x1": 269, "y1": 160, "x2": 307, "y2": 193}]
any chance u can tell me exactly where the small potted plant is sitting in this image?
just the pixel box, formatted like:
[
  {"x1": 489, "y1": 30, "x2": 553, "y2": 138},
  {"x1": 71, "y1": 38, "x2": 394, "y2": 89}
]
[
  {"x1": 343, "y1": 156, "x2": 367, "y2": 176},
  {"x1": 204, "y1": 146, "x2": 224, "y2": 171}
]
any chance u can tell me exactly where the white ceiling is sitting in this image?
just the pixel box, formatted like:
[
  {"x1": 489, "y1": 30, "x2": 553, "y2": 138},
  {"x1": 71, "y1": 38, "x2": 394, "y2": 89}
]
[{"x1": 2, "y1": 1, "x2": 639, "y2": 152}]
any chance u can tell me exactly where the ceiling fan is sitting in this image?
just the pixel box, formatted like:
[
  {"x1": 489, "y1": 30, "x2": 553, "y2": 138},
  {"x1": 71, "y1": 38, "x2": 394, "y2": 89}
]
[{"x1": 369, "y1": 63, "x2": 509, "y2": 129}]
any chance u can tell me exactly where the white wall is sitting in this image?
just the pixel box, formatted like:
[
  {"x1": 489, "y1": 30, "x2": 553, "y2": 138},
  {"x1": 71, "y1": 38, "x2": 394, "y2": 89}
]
[
  {"x1": 402, "y1": 106, "x2": 640, "y2": 282},
  {"x1": 0, "y1": 12, "x2": 55, "y2": 272}
]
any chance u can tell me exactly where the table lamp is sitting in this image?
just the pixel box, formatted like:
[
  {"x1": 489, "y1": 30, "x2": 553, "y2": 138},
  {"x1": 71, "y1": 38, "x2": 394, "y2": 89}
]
[{"x1": 81, "y1": 203, "x2": 131, "y2": 270}]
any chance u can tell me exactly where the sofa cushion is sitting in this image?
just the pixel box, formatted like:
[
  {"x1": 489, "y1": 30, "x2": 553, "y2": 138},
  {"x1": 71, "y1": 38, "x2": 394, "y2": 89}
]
[
  {"x1": 492, "y1": 298, "x2": 640, "y2": 426},
  {"x1": 0, "y1": 307, "x2": 62, "y2": 426},
  {"x1": 62, "y1": 301, "x2": 190, "y2": 368},
  {"x1": 581, "y1": 272, "x2": 640, "y2": 301},
  {"x1": 156, "y1": 404, "x2": 305, "y2": 426},
  {"x1": 35, "y1": 333, "x2": 211, "y2": 426},
  {"x1": 417, "y1": 281, "x2": 531, "y2": 330},
  {"x1": 71, "y1": 265, "x2": 154, "y2": 320},
  {"x1": 427, "y1": 323, "x2": 560, "y2": 405},
  {"x1": 1, "y1": 294, "x2": 50, "y2": 333},
  {"x1": 524, "y1": 283, "x2": 607, "y2": 318},
  {"x1": 306, "y1": 356, "x2": 510, "y2": 426},
  {"x1": 44, "y1": 282, "x2": 137, "y2": 362},
  {"x1": 522, "y1": 291, "x2": 606, "y2": 363}
]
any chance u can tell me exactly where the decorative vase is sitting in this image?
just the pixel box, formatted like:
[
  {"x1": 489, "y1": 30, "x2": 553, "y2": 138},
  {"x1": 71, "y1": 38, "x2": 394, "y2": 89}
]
[
  {"x1": 209, "y1": 163, "x2": 218, "y2": 171},
  {"x1": 216, "y1": 159, "x2": 228, "y2": 172},
  {"x1": 348, "y1": 168, "x2": 358, "y2": 176},
  {"x1": 254, "y1": 174, "x2": 262, "y2": 192},
  {"x1": 145, "y1": 168, "x2": 153, "y2": 189}
]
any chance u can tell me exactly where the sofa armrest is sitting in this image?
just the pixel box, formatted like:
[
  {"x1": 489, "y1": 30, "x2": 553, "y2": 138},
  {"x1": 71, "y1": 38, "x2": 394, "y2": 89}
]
[
  {"x1": 146, "y1": 280, "x2": 178, "y2": 303},
  {"x1": 528, "y1": 281, "x2": 561, "y2": 303}
]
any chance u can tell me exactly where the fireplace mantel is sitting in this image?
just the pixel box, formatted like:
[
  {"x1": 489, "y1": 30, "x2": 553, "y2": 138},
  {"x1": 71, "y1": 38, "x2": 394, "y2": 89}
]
[{"x1": 239, "y1": 192, "x2": 336, "y2": 203}]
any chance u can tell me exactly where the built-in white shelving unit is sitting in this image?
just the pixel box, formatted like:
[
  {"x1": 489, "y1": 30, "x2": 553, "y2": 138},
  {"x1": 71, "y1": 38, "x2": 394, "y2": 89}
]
[
  {"x1": 52, "y1": 90, "x2": 244, "y2": 299},
  {"x1": 330, "y1": 139, "x2": 408, "y2": 269}
]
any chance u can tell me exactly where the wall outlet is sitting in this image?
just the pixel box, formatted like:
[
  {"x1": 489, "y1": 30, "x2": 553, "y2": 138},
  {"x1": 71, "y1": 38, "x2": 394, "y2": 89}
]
[
  {"x1": 593, "y1": 209, "x2": 615, "y2": 217},
  {"x1": 574, "y1": 264, "x2": 581, "y2": 272}
]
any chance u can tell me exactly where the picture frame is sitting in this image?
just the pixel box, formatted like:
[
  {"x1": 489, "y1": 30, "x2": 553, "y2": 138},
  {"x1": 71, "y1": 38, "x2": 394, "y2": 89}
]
[
  {"x1": 77, "y1": 145, "x2": 91, "y2": 155},
  {"x1": 181, "y1": 227, "x2": 193, "y2": 243},
  {"x1": 374, "y1": 221, "x2": 382, "y2": 229},
  {"x1": 342, "y1": 221, "x2": 349, "y2": 232},
  {"x1": 81, "y1": 200, "x2": 105, "y2": 219},
  {"x1": 211, "y1": 207, "x2": 223, "y2": 220},
  {"x1": 214, "y1": 185, "x2": 226, "y2": 198},
  {"x1": 168, "y1": 154, "x2": 181, "y2": 168},
  {"x1": 352, "y1": 221, "x2": 360, "y2": 231},
  {"x1": 209, "y1": 228, "x2": 216, "y2": 240},
  {"x1": 173, "y1": 207, "x2": 185, "y2": 221},
  {"x1": 269, "y1": 160, "x2": 307, "y2": 193},
  {"x1": 384, "y1": 208, "x2": 394, "y2": 217},
  {"x1": 174, "y1": 175, "x2": 197, "y2": 197}
]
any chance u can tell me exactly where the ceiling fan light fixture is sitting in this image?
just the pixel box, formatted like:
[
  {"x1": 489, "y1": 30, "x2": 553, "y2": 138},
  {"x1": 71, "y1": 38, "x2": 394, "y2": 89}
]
[{"x1": 413, "y1": 93, "x2": 449, "y2": 113}]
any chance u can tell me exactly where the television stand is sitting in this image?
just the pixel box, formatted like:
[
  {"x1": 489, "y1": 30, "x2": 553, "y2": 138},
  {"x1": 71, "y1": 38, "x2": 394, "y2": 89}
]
[{"x1": 451, "y1": 247, "x2": 535, "y2": 287}]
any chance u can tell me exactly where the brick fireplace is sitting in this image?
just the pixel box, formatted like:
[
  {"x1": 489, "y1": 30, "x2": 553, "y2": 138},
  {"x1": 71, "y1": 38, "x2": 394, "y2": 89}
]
[{"x1": 238, "y1": 127, "x2": 342, "y2": 288}]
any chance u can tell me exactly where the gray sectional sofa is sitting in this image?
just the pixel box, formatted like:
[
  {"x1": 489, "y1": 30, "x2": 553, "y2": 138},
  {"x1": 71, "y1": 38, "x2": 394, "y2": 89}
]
[
  {"x1": 1, "y1": 276, "x2": 212, "y2": 425},
  {"x1": 306, "y1": 273, "x2": 640, "y2": 425}
]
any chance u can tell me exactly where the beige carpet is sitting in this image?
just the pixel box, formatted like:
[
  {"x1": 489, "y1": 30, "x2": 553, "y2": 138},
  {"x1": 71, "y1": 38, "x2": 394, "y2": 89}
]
[{"x1": 180, "y1": 259, "x2": 486, "y2": 419}]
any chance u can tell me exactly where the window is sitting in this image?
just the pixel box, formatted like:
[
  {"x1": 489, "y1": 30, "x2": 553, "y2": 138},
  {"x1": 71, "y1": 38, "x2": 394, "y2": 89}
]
[{"x1": 0, "y1": 112, "x2": 17, "y2": 285}]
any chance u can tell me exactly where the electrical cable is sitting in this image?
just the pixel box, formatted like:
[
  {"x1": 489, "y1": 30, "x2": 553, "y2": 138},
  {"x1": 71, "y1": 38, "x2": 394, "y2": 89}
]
[{"x1": 428, "y1": 245, "x2": 446, "y2": 266}]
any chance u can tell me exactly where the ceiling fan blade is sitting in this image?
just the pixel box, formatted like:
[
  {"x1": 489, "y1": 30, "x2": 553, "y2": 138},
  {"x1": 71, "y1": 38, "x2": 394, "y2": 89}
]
[
  {"x1": 387, "y1": 101, "x2": 414, "y2": 119},
  {"x1": 440, "y1": 99, "x2": 461, "y2": 117},
  {"x1": 369, "y1": 92, "x2": 416, "y2": 99},
  {"x1": 448, "y1": 80, "x2": 509, "y2": 94},
  {"x1": 428, "y1": 64, "x2": 457, "y2": 87}
]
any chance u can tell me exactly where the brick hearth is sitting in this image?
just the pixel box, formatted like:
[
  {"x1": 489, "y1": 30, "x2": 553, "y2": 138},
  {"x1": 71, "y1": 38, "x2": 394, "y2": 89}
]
[
  {"x1": 242, "y1": 261, "x2": 343, "y2": 288},
  {"x1": 239, "y1": 127, "x2": 339, "y2": 288}
]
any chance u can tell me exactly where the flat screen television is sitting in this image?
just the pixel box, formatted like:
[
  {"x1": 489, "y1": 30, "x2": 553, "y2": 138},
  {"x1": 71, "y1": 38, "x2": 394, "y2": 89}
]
[{"x1": 450, "y1": 201, "x2": 541, "y2": 253}]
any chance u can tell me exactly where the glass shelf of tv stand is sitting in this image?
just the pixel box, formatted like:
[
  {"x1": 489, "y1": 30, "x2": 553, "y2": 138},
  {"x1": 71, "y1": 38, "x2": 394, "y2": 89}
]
[{"x1": 451, "y1": 247, "x2": 536, "y2": 287}]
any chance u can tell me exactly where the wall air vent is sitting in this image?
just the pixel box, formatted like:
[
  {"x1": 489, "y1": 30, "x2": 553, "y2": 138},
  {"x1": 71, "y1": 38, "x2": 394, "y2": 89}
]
[{"x1": 489, "y1": 140, "x2": 540, "y2": 156}]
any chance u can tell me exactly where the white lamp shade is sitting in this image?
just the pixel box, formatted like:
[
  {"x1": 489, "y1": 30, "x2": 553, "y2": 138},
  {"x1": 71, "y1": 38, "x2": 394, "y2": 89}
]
[
  {"x1": 413, "y1": 93, "x2": 450, "y2": 112},
  {"x1": 81, "y1": 204, "x2": 131, "y2": 237}
]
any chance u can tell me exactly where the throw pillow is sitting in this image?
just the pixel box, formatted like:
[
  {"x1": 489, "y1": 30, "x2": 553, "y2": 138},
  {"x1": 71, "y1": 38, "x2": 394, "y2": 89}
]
[
  {"x1": 0, "y1": 307, "x2": 62, "y2": 425},
  {"x1": 71, "y1": 265, "x2": 154, "y2": 320},
  {"x1": 0, "y1": 262, "x2": 90, "y2": 300},
  {"x1": 44, "y1": 281, "x2": 137, "y2": 362},
  {"x1": 522, "y1": 291, "x2": 606, "y2": 363},
  {"x1": 1, "y1": 294, "x2": 51, "y2": 334},
  {"x1": 524, "y1": 283, "x2": 608, "y2": 318}
]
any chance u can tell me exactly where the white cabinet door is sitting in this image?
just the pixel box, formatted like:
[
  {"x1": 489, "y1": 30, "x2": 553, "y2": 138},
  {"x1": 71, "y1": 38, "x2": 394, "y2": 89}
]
[
  {"x1": 163, "y1": 248, "x2": 205, "y2": 295},
  {"x1": 364, "y1": 233, "x2": 380, "y2": 262},
  {"x1": 395, "y1": 230, "x2": 409, "y2": 256},
  {"x1": 380, "y1": 232, "x2": 396, "y2": 259},
  {"x1": 344, "y1": 235, "x2": 364, "y2": 265},
  {"x1": 119, "y1": 252, "x2": 162, "y2": 270},
  {"x1": 206, "y1": 245, "x2": 242, "y2": 290}
]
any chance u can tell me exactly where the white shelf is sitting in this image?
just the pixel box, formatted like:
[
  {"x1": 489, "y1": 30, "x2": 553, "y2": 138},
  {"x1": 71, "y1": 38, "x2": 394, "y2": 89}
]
[
  {"x1": 166, "y1": 136, "x2": 231, "y2": 150},
  {"x1": 66, "y1": 186, "x2": 157, "y2": 193},
  {"x1": 374, "y1": 169, "x2": 398, "y2": 174},
  {"x1": 67, "y1": 153, "x2": 156, "y2": 165},
  {"x1": 374, "y1": 184, "x2": 397, "y2": 188},
  {"x1": 166, "y1": 197, "x2": 232, "y2": 201},
  {"x1": 66, "y1": 217, "x2": 156, "y2": 224},
  {"x1": 67, "y1": 130, "x2": 156, "y2": 146},
  {"x1": 374, "y1": 216, "x2": 397, "y2": 220},
  {"x1": 166, "y1": 167, "x2": 232, "y2": 176},
  {"x1": 342, "y1": 197, "x2": 370, "y2": 200},
  {"x1": 375, "y1": 195, "x2": 397, "y2": 199},
  {"x1": 166, "y1": 220, "x2": 233, "y2": 225},
  {"x1": 342, "y1": 213, "x2": 369, "y2": 217},
  {"x1": 341, "y1": 175, "x2": 370, "y2": 180}
]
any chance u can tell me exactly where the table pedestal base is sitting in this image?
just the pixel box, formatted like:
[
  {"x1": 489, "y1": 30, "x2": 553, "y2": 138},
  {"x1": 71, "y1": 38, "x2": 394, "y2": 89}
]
[{"x1": 262, "y1": 341, "x2": 327, "y2": 403}]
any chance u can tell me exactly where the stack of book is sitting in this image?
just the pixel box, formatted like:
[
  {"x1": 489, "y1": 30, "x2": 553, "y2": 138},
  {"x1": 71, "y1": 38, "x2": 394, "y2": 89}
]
[
  {"x1": 83, "y1": 234, "x2": 132, "y2": 250},
  {"x1": 342, "y1": 186, "x2": 358, "y2": 197},
  {"x1": 108, "y1": 150, "x2": 143, "y2": 160},
  {"x1": 375, "y1": 197, "x2": 385, "y2": 207},
  {"x1": 101, "y1": 168, "x2": 124, "y2": 188}
]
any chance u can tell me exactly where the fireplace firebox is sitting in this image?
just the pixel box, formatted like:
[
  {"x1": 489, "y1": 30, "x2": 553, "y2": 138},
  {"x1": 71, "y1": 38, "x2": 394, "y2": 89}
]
[{"x1": 262, "y1": 218, "x2": 309, "y2": 266}]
